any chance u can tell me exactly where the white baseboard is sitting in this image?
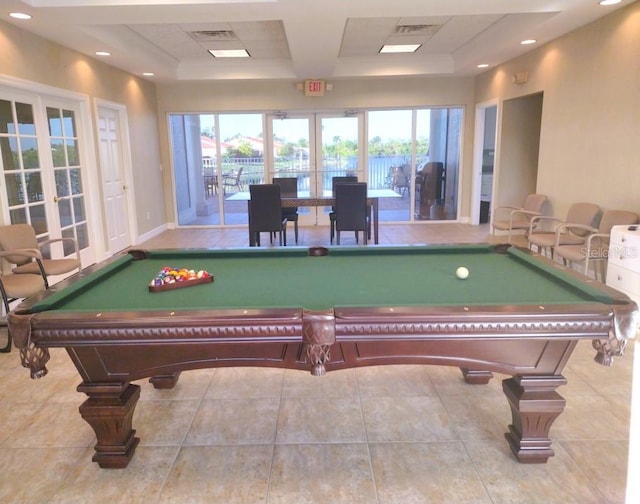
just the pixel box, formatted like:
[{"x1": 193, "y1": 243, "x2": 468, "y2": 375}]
[{"x1": 135, "y1": 223, "x2": 168, "y2": 245}]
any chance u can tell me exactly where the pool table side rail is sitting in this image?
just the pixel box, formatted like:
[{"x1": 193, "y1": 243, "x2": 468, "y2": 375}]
[
  {"x1": 8, "y1": 298, "x2": 633, "y2": 380},
  {"x1": 8, "y1": 244, "x2": 638, "y2": 380}
]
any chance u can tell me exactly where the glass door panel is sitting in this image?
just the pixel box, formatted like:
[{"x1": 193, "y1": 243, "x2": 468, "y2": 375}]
[
  {"x1": 170, "y1": 114, "x2": 213, "y2": 226},
  {"x1": 414, "y1": 108, "x2": 462, "y2": 221},
  {"x1": 46, "y1": 105, "x2": 89, "y2": 255},
  {"x1": 317, "y1": 115, "x2": 362, "y2": 224},
  {"x1": 218, "y1": 113, "x2": 264, "y2": 226},
  {"x1": 269, "y1": 115, "x2": 313, "y2": 225},
  {"x1": 170, "y1": 113, "x2": 264, "y2": 227},
  {"x1": 367, "y1": 110, "x2": 413, "y2": 222},
  {"x1": 0, "y1": 97, "x2": 48, "y2": 233},
  {"x1": 199, "y1": 114, "x2": 220, "y2": 225}
]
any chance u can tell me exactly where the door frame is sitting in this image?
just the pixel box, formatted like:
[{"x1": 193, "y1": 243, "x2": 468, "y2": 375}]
[
  {"x1": 471, "y1": 98, "x2": 499, "y2": 225},
  {"x1": 95, "y1": 98, "x2": 137, "y2": 254}
]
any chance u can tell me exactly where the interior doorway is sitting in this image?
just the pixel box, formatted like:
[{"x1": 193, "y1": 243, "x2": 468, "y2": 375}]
[
  {"x1": 494, "y1": 92, "x2": 544, "y2": 212},
  {"x1": 472, "y1": 101, "x2": 498, "y2": 225},
  {"x1": 480, "y1": 106, "x2": 497, "y2": 223}
]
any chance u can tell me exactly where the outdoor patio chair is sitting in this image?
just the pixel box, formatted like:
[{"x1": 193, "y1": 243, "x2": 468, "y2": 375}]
[
  {"x1": 392, "y1": 165, "x2": 410, "y2": 198},
  {"x1": 222, "y1": 167, "x2": 244, "y2": 194}
]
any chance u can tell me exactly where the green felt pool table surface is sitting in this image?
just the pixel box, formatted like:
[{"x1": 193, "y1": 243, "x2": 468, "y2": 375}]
[{"x1": 32, "y1": 244, "x2": 614, "y2": 313}]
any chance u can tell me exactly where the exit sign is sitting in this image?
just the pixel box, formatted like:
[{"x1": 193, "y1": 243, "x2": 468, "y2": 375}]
[{"x1": 304, "y1": 79, "x2": 325, "y2": 96}]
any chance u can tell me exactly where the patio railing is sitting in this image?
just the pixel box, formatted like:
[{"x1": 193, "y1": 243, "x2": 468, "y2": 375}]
[{"x1": 203, "y1": 154, "x2": 428, "y2": 192}]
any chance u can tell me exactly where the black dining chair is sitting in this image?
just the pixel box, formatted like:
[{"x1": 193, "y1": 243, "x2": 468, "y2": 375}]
[
  {"x1": 329, "y1": 176, "x2": 358, "y2": 243},
  {"x1": 334, "y1": 182, "x2": 369, "y2": 245},
  {"x1": 272, "y1": 177, "x2": 299, "y2": 244},
  {"x1": 249, "y1": 184, "x2": 288, "y2": 247}
]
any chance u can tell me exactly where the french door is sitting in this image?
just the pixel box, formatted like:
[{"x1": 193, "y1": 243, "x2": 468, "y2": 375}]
[
  {"x1": 0, "y1": 87, "x2": 95, "y2": 268},
  {"x1": 266, "y1": 112, "x2": 364, "y2": 225}
]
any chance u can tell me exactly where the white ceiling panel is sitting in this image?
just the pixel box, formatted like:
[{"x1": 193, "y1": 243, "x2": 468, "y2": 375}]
[{"x1": 1, "y1": 0, "x2": 630, "y2": 81}]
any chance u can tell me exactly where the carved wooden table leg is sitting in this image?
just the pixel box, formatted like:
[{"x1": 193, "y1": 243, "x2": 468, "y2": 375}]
[
  {"x1": 77, "y1": 382, "x2": 141, "y2": 469},
  {"x1": 502, "y1": 375, "x2": 567, "y2": 463}
]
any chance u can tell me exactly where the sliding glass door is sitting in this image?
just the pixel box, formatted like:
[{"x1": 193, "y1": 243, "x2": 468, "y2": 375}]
[
  {"x1": 168, "y1": 107, "x2": 462, "y2": 228},
  {"x1": 315, "y1": 113, "x2": 363, "y2": 224},
  {"x1": 267, "y1": 114, "x2": 314, "y2": 225}
]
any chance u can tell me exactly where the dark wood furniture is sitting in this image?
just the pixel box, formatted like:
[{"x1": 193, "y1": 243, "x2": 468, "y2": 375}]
[
  {"x1": 272, "y1": 177, "x2": 299, "y2": 244},
  {"x1": 333, "y1": 182, "x2": 369, "y2": 244},
  {"x1": 9, "y1": 244, "x2": 637, "y2": 469},
  {"x1": 248, "y1": 184, "x2": 287, "y2": 246}
]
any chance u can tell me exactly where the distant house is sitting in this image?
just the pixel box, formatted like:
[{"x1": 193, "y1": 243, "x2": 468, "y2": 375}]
[{"x1": 201, "y1": 136, "x2": 232, "y2": 159}]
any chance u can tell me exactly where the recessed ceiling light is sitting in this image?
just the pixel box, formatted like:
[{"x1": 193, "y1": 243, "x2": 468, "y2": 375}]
[
  {"x1": 142, "y1": 72, "x2": 155, "y2": 76},
  {"x1": 95, "y1": 51, "x2": 111, "y2": 56},
  {"x1": 379, "y1": 44, "x2": 421, "y2": 54},
  {"x1": 599, "y1": 0, "x2": 621, "y2": 5},
  {"x1": 208, "y1": 49, "x2": 250, "y2": 58},
  {"x1": 9, "y1": 12, "x2": 32, "y2": 20},
  {"x1": 477, "y1": 64, "x2": 490, "y2": 68},
  {"x1": 520, "y1": 39, "x2": 537, "y2": 45}
]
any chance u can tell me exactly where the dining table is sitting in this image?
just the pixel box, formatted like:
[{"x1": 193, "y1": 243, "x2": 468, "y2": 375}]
[{"x1": 226, "y1": 188, "x2": 400, "y2": 245}]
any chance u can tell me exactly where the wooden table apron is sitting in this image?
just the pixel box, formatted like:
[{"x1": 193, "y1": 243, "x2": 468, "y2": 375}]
[{"x1": 8, "y1": 245, "x2": 637, "y2": 469}]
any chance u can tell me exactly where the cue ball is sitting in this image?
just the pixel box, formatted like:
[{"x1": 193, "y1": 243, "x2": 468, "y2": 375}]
[{"x1": 456, "y1": 267, "x2": 469, "y2": 279}]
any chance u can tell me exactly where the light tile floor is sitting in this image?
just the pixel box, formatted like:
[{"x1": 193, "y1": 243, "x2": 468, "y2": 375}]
[{"x1": 0, "y1": 223, "x2": 634, "y2": 503}]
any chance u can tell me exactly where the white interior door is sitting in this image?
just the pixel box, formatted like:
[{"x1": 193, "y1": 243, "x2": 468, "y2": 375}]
[{"x1": 97, "y1": 105, "x2": 131, "y2": 253}]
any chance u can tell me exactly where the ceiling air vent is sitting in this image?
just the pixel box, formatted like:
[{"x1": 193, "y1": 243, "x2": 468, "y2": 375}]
[
  {"x1": 189, "y1": 30, "x2": 237, "y2": 42},
  {"x1": 393, "y1": 24, "x2": 441, "y2": 36}
]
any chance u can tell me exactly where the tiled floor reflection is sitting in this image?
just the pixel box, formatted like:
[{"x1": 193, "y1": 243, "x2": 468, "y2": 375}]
[{"x1": 0, "y1": 223, "x2": 634, "y2": 503}]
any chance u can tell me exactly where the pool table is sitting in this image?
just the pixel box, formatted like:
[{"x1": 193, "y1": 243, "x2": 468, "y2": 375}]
[{"x1": 9, "y1": 244, "x2": 637, "y2": 468}]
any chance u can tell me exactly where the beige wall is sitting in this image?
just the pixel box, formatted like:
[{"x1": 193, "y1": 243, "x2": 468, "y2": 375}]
[
  {"x1": 475, "y1": 1, "x2": 640, "y2": 220},
  {"x1": 155, "y1": 76, "x2": 476, "y2": 223},
  {"x1": 0, "y1": 19, "x2": 165, "y2": 240}
]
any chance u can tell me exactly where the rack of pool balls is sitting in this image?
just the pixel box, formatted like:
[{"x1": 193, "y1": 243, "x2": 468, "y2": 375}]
[{"x1": 148, "y1": 266, "x2": 214, "y2": 292}]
